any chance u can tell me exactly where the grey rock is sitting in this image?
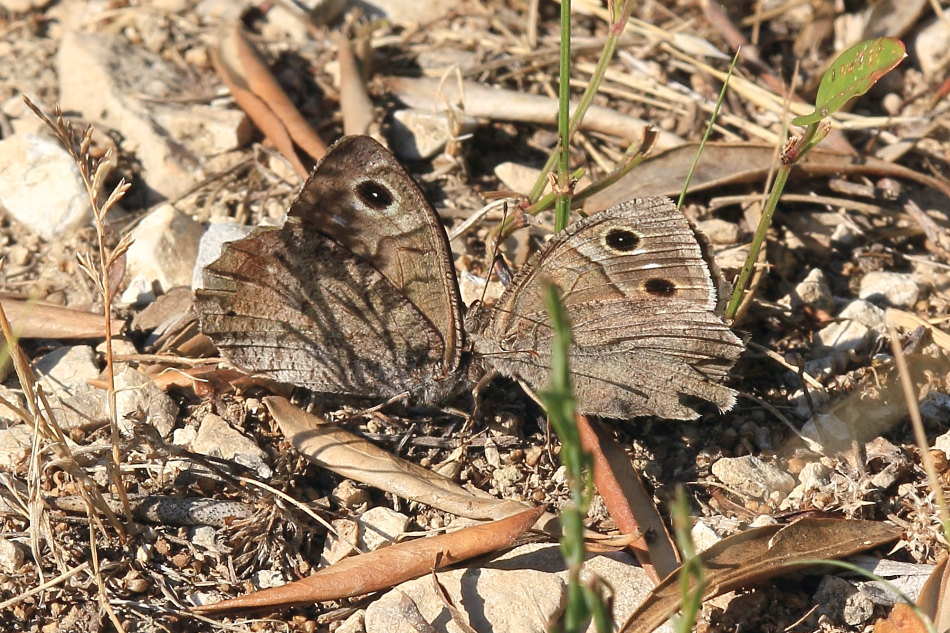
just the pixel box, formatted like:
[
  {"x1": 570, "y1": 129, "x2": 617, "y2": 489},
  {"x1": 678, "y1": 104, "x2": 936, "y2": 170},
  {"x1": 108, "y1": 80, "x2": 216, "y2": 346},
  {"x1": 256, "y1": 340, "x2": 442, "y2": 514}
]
[
  {"x1": 120, "y1": 204, "x2": 204, "y2": 305},
  {"x1": 192, "y1": 414, "x2": 271, "y2": 478},
  {"x1": 0, "y1": 425, "x2": 33, "y2": 473},
  {"x1": 839, "y1": 299, "x2": 886, "y2": 333},
  {"x1": 192, "y1": 222, "x2": 256, "y2": 290},
  {"x1": 390, "y1": 109, "x2": 476, "y2": 160},
  {"x1": 35, "y1": 345, "x2": 98, "y2": 399},
  {"x1": 114, "y1": 367, "x2": 178, "y2": 437},
  {"x1": 696, "y1": 218, "x2": 740, "y2": 245},
  {"x1": 711, "y1": 455, "x2": 795, "y2": 499},
  {"x1": 790, "y1": 268, "x2": 833, "y2": 311},
  {"x1": 920, "y1": 392, "x2": 950, "y2": 424},
  {"x1": 858, "y1": 271, "x2": 920, "y2": 308},
  {"x1": 815, "y1": 575, "x2": 875, "y2": 626},
  {"x1": 815, "y1": 318, "x2": 871, "y2": 354},
  {"x1": 0, "y1": 537, "x2": 26, "y2": 574},
  {"x1": 358, "y1": 507, "x2": 410, "y2": 551},
  {"x1": 0, "y1": 133, "x2": 93, "y2": 240}
]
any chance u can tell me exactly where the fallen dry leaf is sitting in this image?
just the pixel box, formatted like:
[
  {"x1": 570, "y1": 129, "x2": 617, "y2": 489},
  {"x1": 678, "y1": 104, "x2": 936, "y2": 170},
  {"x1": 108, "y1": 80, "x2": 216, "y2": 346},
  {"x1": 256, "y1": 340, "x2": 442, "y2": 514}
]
[
  {"x1": 211, "y1": 22, "x2": 327, "y2": 177},
  {"x1": 620, "y1": 517, "x2": 903, "y2": 633},
  {"x1": 577, "y1": 415, "x2": 678, "y2": 583},
  {"x1": 266, "y1": 396, "x2": 534, "y2": 522},
  {"x1": 582, "y1": 143, "x2": 950, "y2": 212},
  {"x1": 191, "y1": 505, "x2": 544, "y2": 614},
  {"x1": 0, "y1": 297, "x2": 124, "y2": 339}
]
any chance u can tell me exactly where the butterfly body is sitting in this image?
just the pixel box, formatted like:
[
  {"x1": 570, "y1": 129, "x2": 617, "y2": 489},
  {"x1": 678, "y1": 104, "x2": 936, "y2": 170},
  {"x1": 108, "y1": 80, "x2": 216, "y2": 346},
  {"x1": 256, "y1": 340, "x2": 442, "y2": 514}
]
[{"x1": 195, "y1": 136, "x2": 743, "y2": 420}]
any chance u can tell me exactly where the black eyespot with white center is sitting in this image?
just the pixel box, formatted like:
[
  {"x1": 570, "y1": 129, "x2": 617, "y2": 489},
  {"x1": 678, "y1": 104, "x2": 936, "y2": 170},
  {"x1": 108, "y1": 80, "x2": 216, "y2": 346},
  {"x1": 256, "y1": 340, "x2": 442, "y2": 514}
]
[
  {"x1": 604, "y1": 228, "x2": 640, "y2": 252},
  {"x1": 355, "y1": 180, "x2": 394, "y2": 210},
  {"x1": 644, "y1": 278, "x2": 676, "y2": 296}
]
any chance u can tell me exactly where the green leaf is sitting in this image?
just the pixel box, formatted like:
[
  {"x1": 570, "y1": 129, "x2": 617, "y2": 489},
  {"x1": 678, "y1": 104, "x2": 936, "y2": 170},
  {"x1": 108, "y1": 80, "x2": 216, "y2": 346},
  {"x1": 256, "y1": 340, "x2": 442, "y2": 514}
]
[{"x1": 792, "y1": 37, "x2": 906, "y2": 127}]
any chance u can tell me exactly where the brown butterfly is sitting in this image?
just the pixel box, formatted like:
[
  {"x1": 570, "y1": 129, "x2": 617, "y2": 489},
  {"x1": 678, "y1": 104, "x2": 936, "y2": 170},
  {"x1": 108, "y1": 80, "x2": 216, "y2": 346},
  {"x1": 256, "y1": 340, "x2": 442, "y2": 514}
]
[{"x1": 195, "y1": 136, "x2": 743, "y2": 420}]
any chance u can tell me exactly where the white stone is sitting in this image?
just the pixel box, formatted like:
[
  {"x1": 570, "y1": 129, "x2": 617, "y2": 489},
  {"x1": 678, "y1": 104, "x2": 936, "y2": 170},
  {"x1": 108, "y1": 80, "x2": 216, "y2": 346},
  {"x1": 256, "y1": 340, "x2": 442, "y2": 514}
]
[
  {"x1": 914, "y1": 16, "x2": 950, "y2": 76},
  {"x1": 711, "y1": 455, "x2": 795, "y2": 499},
  {"x1": 34, "y1": 345, "x2": 98, "y2": 399},
  {"x1": 696, "y1": 218, "x2": 740, "y2": 245},
  {"x1": 858, "y1": 271, "x2": 919, "y2": 308},
  {"x1": 798, "y1": 461, "x2": 831, "y2": 490},
  {"x1": 0, "y1": 425, "x2": 33, "y2": 473},
  {"x1": 120, "y1": 204, "x2": 204, "y2": 305},
  {"x1": 192, "y1": 413, "x2": 271, "y2": 478},
  {"x1": 358, "y1": 507, "x2": 409, "y2": 551},
  {"x1": 192, "y1": 221, "x2": 256, "y2": 290},
  {"x1": 790, "y1": 268, "x2": 833, "y2": 311},
  {"x1": 390, "y1": 109, "x2": 476, "y2": 160},
  {"x1": 336, "y1": 610, "x2": 366, "y2": 633},
  {"x1": 0, "y1": 537, "x2": 25, "y2": 574},
  {"x1": 57, "y1": 31, "x2": 204, "y2": 201},
  {"x1": 494, "y1": 162, "x2": 541, "y2": 194},
  {"x1": 690, "y1": 520, "x2": 721, "y2": 553},
  {"x1": 355, "y1": 0, "x2": 461, "y2": 27},
  {"x1": 0, "y1": 133, "x2": 93, "y2": 240},
  {"x1": 365, "y1": 564, "x2": 564, "y2": 633},
  {"x1": 114, "y1": 367, "x2": 178, "y2": 437}
]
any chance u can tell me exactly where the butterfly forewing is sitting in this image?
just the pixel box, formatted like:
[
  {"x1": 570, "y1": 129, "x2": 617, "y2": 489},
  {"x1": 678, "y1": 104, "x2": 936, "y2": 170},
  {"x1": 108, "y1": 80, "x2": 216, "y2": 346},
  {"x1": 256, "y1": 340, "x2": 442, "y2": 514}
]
[
  {"x1": 287, "y1": 136, "x2": 463, "y2": 374},
  {"x1": 474, "y1": 197, "x2": 743, "y2": 420}
]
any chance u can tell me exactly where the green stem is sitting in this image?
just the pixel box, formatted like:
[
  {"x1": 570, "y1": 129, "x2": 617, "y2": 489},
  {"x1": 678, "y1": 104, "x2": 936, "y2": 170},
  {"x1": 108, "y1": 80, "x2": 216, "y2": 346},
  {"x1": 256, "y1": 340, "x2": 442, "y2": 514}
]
[
  {"x1": 554, "y1": 0, "x2": 572, "y2": 231},
  {"x1": 529, "y1": 0, "x2": 634, "y2": 207},
  {"x1": 724, "y1": 165, "x2": 790, "y2": 319}
]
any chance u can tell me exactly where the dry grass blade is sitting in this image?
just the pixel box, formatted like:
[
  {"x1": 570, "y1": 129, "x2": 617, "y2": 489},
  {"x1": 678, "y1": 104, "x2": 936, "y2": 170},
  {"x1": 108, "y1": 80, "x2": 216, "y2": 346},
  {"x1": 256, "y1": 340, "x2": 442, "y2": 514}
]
[
  {"x1": 385, "y1": 76, "x2": 678, "y2": 147},
  {"x1": 336, "y1": 31, "x2": 376, "y2": 138},
  {"x1": 192, "y1": 505, "x2": 544, "y2": 614}
]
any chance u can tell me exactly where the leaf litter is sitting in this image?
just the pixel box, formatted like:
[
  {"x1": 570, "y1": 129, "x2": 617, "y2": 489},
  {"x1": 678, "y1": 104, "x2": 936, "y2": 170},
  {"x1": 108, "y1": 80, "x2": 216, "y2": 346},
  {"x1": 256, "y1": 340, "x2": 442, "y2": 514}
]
[{"x1": 0, "y1": 1, "x2": 948, "y2": 631}]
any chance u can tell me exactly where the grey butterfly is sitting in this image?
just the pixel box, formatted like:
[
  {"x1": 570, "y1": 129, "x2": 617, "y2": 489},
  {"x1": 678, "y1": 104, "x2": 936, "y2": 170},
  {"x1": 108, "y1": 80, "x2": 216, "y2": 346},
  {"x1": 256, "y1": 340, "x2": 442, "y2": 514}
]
[{"x1": 195, "y1": 136, "x2": 743, "y2": 420}]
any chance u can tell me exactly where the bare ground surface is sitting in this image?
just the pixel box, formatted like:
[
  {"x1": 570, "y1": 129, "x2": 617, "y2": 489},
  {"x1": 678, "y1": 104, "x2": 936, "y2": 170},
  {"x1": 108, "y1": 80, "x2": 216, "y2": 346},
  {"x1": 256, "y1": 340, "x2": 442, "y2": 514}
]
[{"x1": 0, "y1": 0, "x2": 949, "y2": 632}]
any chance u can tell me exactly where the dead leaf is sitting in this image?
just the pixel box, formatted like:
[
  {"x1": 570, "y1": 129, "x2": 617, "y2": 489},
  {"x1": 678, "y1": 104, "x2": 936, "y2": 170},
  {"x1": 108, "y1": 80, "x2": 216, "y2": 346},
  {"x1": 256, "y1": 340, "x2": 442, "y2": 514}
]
[
  {"x1": 873, "y1": 603, "x2": 931, "y2": 633},
  {"x1": 620, "y1": 518, "x2": 902, "y2": 633},
  {"x1": 266, "y1": 396, "x2": 535, "y2": 522},
  {"x1": 191, "y1": 505, "x2": 544, "y2": 613},
  {"x1": 582, "y1": 143, "x2": 950, "y2": 213},
  {"x1": 577, "y1": 415, "x2": 678, "y2": 583},
  {"x1": 0, "y1": 297, "x2": 124, "y2": 339},
  {"x1": 211, "y1": 22, "x2": 326, "y2": 177},
  {"x1": 915, "y1": 555, "x2": 950, "y2": 632}
]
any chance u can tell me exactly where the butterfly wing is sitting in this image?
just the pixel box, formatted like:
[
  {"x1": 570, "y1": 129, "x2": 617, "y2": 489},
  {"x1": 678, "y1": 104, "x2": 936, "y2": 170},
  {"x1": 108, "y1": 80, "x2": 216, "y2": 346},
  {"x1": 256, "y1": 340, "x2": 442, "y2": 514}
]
[
  {"x1": 196, "y1": 224, "x2": 449, "y2": 398},
  {"x1": 474, "y1": 197, "x2": 743, "y2": 420},
  {"x1": 288, "y1": 136, "x2": 463, "y2": 373},
  {"x1": 195, "y1": 136, "x2": 463, "y2": 398}
]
